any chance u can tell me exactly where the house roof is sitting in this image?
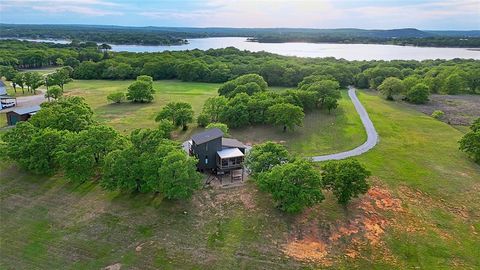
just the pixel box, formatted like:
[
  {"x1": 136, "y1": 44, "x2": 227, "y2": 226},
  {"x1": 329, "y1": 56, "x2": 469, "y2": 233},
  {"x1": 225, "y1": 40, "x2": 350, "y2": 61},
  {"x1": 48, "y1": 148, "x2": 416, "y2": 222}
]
[
  {"x1": 222, "y1": 138, "x2": 245, "y2": 149},
  {"x1": 12, "y1": 105, "x2": 41, "y2": 115},
  {"x1": 191, "y1": 128, "x2": 224, "y2": 145},
  {"x1": 217, "y1": 147, "x2": 244, "y2": 159}
]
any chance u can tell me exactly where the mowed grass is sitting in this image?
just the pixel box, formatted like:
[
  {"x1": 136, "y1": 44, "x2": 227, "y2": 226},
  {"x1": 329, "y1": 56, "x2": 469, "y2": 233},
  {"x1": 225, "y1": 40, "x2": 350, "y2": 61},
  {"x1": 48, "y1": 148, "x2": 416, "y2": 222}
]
[
  {"x1": 63, "y1": 80, "x2": 364, "y2": 154},
  {"x1": 63, "y1": 80, "x2": 220, "y2": 141},
  {"x1": 231, "y1": 90, "x2": 365, "y2": 156},
  {"x1": 354, "y1": 90, "x2": 480, "y2": 269}
]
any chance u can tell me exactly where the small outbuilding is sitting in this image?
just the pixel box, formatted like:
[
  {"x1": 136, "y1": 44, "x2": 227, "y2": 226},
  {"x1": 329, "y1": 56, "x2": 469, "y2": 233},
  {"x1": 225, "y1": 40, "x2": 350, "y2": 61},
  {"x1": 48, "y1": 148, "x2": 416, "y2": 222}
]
[{"x1": 6, "y1": 105, "x2": 41, "y2": 126}]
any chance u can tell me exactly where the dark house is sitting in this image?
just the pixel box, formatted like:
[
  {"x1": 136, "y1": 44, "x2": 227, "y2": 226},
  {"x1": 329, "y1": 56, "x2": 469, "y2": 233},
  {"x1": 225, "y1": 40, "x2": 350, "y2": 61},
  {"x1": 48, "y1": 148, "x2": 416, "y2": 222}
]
[
  {"x1": 6, "y1": 105, "x2": 41, "y2": 125},
  {"x1": 188, "y1": 128, "x2": 246, "y2": 176},
  {"x1": 190, "y1": 128, "x2": 224, "y2": 171}
]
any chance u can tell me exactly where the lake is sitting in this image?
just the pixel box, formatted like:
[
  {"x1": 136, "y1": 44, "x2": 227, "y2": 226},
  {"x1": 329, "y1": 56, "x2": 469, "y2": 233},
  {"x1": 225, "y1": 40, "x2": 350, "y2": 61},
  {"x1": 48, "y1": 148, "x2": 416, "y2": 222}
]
[{"x1": 8, "y1": 37, "x2": 480, "y2": 60}]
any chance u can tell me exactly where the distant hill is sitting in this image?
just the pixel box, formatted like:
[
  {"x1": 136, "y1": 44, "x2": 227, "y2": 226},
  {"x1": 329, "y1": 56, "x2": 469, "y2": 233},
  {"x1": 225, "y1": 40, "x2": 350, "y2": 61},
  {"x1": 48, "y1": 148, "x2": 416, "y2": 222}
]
[
  {"x1": 0, "y1": 24, "x2": 479, "y2": 47},
  {"x1": 427, "y1": 30, "x2": 480, "y2": 37}
]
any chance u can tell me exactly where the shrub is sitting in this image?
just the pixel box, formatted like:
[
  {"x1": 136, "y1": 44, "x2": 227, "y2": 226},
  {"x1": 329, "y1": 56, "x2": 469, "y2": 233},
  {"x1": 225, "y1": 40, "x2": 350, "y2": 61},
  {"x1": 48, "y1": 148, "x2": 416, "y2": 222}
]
[
  {"x1": 459, "y1": 118, "x2": 480, "y2": 164},
  {"x1": 197, "y1": 113, "x2": 210, "y2": 127},
  {"x1": 107, "y1": 92, "x2": 126, "y2": 103},
  {"x1": 405, "y1": 83, "x2": 429, "y2": 104},
  {"x1": 431, "y1": 110, "x2": 445, "y2": 120},
  {"x1": 206, "y1": 122, "x2": 229, "y2": 135}
]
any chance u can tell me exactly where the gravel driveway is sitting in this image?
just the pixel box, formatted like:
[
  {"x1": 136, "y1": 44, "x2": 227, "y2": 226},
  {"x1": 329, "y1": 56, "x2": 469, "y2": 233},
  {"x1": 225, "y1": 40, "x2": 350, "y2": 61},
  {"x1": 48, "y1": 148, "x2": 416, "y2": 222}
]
[{"x1": 311, "y1": 86, "x2": 379, "y2": 162}]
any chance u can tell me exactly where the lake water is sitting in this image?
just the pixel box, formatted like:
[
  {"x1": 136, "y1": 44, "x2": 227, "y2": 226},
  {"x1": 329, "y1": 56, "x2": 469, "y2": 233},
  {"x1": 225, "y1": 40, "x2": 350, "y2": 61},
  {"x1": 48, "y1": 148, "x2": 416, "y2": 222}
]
[{"x1": 8, "y1": 37, "x2": 480, "y2": 60}]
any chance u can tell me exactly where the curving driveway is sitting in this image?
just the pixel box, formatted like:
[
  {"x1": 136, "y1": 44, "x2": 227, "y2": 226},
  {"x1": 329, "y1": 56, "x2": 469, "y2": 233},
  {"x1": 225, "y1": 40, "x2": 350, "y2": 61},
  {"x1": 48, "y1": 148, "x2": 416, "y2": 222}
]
[{"x1": 311, "y1": 86, "x2": 378, "y2": 162}]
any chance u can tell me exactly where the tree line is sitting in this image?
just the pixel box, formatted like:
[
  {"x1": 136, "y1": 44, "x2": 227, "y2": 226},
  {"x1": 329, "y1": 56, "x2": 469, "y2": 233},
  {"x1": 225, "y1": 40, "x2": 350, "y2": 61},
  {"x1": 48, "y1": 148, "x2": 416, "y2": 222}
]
[
  {"x1": 1, "y1": 40, "x2": 478, "y2": 95},
  {"x1": 0, "y1": 97, "x2": 202, "y2": 200},
  {"x1": 196, "y1": 74, "x2": 341, "y2": 131},
  {"x1": 2, "y1": 24, "x2": 479, "y2": 47}
]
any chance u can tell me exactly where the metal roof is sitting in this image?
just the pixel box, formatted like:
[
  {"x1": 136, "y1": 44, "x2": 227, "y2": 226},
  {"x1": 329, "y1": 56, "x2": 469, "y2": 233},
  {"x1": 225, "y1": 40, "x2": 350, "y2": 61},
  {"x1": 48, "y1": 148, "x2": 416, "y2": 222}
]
[
  {"x1": 12, "y1": 105, "x2": 41, "y2": 115},
  {"x1": 0, "y1": 81, "x2": 6, "y2": 95},
  {"x1": 217, "y1": 147, "x2": 244, "y2": 159},
  {"x1": 222, "y1": 138, "x2": 245, "y2": 149},
  {"x1": 191, "y1": 128, "x2": 224, "y2": 145}
]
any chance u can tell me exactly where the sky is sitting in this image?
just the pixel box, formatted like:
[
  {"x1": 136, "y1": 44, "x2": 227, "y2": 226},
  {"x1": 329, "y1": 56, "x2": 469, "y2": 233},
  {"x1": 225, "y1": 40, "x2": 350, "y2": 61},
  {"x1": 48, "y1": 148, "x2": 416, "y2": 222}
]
[{"x1": 0, "y1": 0, "x2": 479, "y2": 30}]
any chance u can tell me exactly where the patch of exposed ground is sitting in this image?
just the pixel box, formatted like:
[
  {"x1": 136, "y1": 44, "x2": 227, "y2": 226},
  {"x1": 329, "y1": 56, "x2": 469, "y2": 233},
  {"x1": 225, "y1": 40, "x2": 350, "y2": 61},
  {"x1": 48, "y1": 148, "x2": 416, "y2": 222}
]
[
  {"x1": 283, "y1": 185, "x2": 403, "y2": 265},
  {"x1": 404, "y1": 94, "x2": 480, "y2": 126},
  {"x1": 103, "y1": 263, "x2": 122, "y2": 270}
]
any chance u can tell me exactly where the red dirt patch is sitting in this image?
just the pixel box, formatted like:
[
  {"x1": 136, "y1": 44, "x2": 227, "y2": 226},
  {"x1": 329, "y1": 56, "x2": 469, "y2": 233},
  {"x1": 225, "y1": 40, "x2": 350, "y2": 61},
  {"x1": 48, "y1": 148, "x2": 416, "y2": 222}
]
[{"x1": 282, "y1": 186, "x2": 403, "y2": 265}]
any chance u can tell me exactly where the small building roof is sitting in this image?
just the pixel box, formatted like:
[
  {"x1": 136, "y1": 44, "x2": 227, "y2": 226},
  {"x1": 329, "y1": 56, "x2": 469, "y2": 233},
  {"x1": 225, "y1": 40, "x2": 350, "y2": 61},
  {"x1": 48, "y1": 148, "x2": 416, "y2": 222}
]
[
  {"x1": 12, "y1": 105, "x2": 41, "y2": 115},
  {"x1": 217, "y1": 148, "x2": 244, "y2": 159},
  {"x1": 191, "y1": 128, "x2": 224, "y2": 145},
  {"x1": 222, "y1": 138, "x2": 246, "y2": 149},
  {"x1": 0, "y1": 94, "x2": 15, "y2": 99},
  {"x1": 0, "y1": 81, "x2": 6, "y2": 95}
]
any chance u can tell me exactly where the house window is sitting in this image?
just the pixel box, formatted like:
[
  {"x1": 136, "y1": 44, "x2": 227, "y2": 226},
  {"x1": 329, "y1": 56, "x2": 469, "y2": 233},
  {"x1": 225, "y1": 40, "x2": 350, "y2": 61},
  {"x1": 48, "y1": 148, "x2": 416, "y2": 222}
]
[{"x1": 205, "y1": 156, "x2": 208, "y2": 164}]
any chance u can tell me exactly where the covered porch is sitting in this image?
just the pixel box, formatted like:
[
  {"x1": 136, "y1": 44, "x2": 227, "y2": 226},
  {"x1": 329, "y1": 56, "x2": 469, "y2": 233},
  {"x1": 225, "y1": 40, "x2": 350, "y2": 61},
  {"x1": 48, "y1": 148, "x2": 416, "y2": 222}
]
[
  {"x1": 216, "y1": 148, "x2": 244, "y2": 171},
  {"x1": 215, "y1": 147, "x2": 245, "y2": 184}
]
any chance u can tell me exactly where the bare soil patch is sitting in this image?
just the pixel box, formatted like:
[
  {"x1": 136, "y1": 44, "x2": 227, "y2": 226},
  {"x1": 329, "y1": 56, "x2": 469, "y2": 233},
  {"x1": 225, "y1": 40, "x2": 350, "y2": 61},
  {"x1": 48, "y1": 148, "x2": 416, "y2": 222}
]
[
  {"x1": 404, "y1": 94, "x2": 480, "y2": 126},
  {"x1": 283, "y1": 185, "x2": 403, "y2": 265}
]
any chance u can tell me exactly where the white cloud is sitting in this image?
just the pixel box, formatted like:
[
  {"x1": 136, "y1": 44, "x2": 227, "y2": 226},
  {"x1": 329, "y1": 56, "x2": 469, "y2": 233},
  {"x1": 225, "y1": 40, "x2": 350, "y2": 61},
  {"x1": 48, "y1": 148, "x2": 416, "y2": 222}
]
[
  {"x1": 32, "y1": 5, "x2": 122, "y2": 16},
  {"x1": 136, "y1": 0, "x2": 479, "y2": 28},
  {"x1": 0, "y1": 0, "x2": 478, "y2": 28},
  {"x1": 141, "y1": 0, "x2": 343, "y2": 28},
  {"x1": 1, "y1": 0, "x2": 124, "y2": 16}
]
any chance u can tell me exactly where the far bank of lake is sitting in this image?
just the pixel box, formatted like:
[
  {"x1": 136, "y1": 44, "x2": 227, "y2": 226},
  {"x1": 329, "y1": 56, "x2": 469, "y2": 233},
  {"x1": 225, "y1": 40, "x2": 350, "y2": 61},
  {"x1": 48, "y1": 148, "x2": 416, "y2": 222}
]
[{"x1": 6, "y1": 37, "x2": 480, "y2": 60}]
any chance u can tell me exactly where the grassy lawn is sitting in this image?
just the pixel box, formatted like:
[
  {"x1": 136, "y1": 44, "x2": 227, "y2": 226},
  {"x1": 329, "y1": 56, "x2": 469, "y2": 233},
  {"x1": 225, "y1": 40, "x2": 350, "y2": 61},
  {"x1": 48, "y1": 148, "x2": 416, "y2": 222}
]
[
  {"x1": 1, "y1": 84, "x2": 479, "y2": 269},
  {"x1": 354, "y1": 90, "x2": 480, "y2": 269},
  {"x1": 231, "y1": 90, "x2": 365, "y2": 156},
  {"x1": 63, "y1": 80, "x2": 220, "y2": 141},
  {"x1": 63, "y1": 80, "x2": 364, "y2": 154}
]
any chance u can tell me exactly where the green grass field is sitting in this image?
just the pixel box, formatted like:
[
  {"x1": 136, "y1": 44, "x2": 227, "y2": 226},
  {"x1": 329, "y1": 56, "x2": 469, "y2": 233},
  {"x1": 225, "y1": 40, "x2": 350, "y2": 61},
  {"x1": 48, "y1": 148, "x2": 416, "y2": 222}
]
[
  {"x1": 61, "y1": 80, "x2": 364, "y2": 154},
  {"x1": 1, "y1": 82, "x2": 479, "y2": 269}
]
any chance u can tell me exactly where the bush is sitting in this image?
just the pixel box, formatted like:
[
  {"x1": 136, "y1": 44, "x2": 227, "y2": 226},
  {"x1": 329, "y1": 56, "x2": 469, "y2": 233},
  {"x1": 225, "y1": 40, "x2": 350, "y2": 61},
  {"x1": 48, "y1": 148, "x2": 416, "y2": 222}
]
[
  {"x1": 197, "y1": 113, "x2": 210, "y2": 127},
  {"x1": 45, "y1": 85, "x2": 63, "y2": 100},
  {"x1": 405, "y1": 83, "x2": 429, "y2": 104},
  {"x1": 127, "y1": 75, "x2": 154, "y2": 103},
  {"x1": 459, "y1": 118, "x2": 480, "y2": 164},
  {"x1": 431, "y1": 110, "x2": 445, "y2": 120},
  {"x1": 206, "y1": 122, "x2": 229, "y2": 135},
  {"x1": 107, "y1": 92, "x2": 126, "y2": 103}
]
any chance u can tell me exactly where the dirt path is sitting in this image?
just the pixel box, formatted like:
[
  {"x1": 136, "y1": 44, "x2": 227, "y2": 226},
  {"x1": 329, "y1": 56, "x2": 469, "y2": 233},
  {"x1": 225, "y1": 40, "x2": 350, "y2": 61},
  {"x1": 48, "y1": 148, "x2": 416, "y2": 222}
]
[{"x1": 311, "y1": 86, "x2": 378, "y2": 162}]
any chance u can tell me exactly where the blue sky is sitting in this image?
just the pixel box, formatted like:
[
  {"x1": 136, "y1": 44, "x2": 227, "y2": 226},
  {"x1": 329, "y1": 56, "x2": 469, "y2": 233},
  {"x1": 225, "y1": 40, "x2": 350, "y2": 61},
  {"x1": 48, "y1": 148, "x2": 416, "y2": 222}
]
[{"x1": 0, "y1": 0, "x2": 479, "y2": 30}]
